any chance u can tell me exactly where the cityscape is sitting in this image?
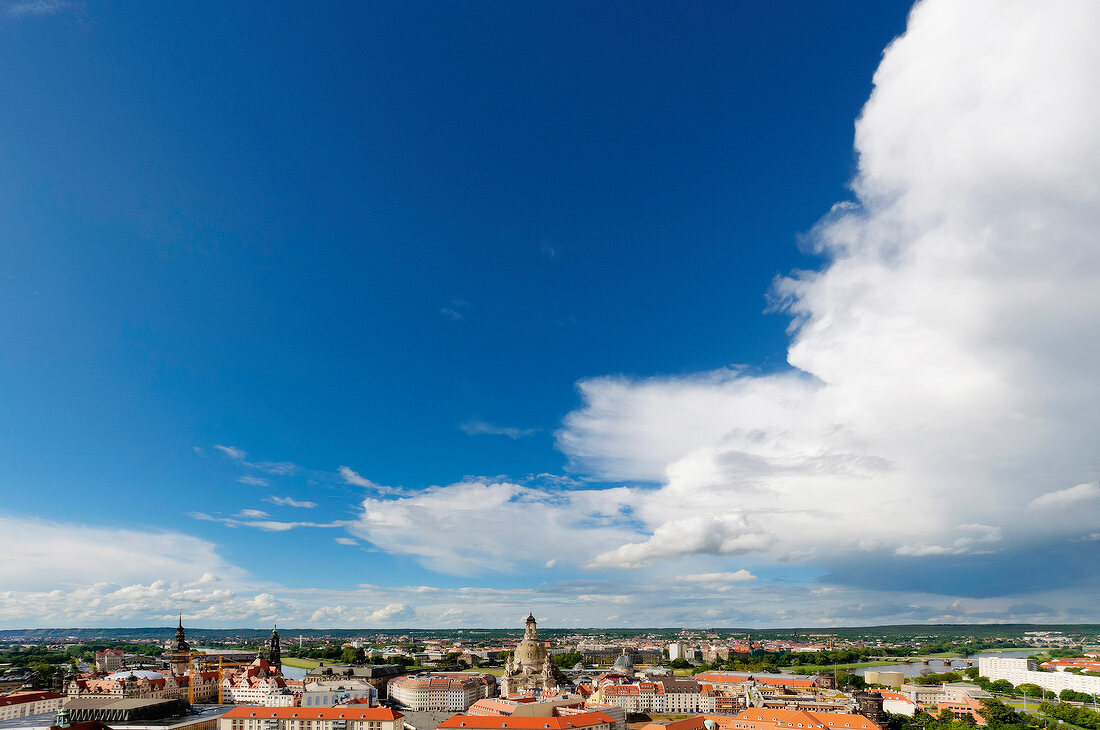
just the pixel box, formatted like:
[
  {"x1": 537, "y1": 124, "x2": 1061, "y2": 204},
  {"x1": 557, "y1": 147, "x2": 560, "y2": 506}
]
[
  {"x1": 3, "y1": 3, "x2": 1100, "y2": 730},
  {"x1": 2, "y1": 619, "x2": 1100, "y2": 730}
]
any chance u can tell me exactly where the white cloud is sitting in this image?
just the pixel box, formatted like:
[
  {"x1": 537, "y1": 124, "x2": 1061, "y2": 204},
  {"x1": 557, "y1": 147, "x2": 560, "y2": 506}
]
[
  {"x1": 339, "y1": 465, "x2": 374, "y2": 487},
  {"x1": 214, "y1": 444, "x2": 246, "y2": 460},
  {"x1": 348, "y1": 479, "x2": 637, "y2": 574},
  {"x1": 339, "y1": 466, "x2": 399, "y2": 494},
  {"x1": 1, "y1": 511, "x2": 1095, "y2": 626},
  {"x1": 1028, "y1": 482, "x2": 1100, "y2": 510},
  {"x1": 6, "y1": 0, "x2": 74, "y2": 17},
  {"x1": 249, "y1": 461, "x2": 297, "y2": 476},
  {"x1": 544, "y1": 0, "x2": 1100, "y2": 576},
  {"x1": 238, "y1": 476, "x2": 270, "y2": 487},
  {"x1": 335, "y1": 537, "x2": 359, "y2": 546},
  {"x1": 586, "y1": 515, "x2": 773, "y2": 570},
  {"x1": 335, "y1": 0, "x2": 1100, "y2": 607},
  {"x1": 440, "y1": 299, "x2": 469, "y2": 321},
  {"x1": 265, "y1": 495, "x2": 317, "y2": 509},
  {"x1": 895, "y1": 524, "x2": 1003, "y2": 556},
  {"x1": 460, "y1": 420, "x2": 538, "y2": 439},
  {"x1": 18, "y1": 0, "x2": 1098, "y2": 628},
  {"x1": 188, "y1": 511, "x2": 348, "y2": 532},
  {"x1": 678, "y1": 570, "x2": 757, "y2": 584},
  {"x1": 213, "y1": 445, "x2": 297, "y2": 475},
  {"x1": 0, "y1": 516, "x2": 242, "y2": 592},
  {"x1": 366, "y1": 603, "x2": 414, "y2": 623}
]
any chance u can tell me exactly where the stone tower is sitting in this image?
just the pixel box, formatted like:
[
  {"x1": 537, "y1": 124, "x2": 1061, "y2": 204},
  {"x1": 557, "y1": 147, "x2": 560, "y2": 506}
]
[
  {"x1": 853, "y1": 690, "x2": 886, "y2": 726},
  {"x1": 170, "y1": 611, "x2": 191, "y2": 676},
  {"x1": 268, "y1": 624, "x2": 282, "y2": 672}
]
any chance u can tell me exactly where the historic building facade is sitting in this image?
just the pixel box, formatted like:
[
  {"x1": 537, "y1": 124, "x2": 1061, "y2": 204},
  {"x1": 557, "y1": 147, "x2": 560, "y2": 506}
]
[
  {"x1": 387, "y1": 673, "x2": 496, "y2": 711},
  {"x1": 500, "y1": 614, "x2": 565, "y2": 697}
]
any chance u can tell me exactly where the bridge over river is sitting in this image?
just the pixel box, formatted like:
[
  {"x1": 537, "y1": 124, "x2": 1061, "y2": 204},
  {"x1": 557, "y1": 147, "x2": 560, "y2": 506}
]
[{"x1": 865, "y1": 656, "x2": 977, "y2": 667}]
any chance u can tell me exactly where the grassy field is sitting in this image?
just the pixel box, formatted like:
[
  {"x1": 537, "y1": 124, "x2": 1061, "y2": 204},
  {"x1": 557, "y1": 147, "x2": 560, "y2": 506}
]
[
  {"x1": 281, "y1": 657, "x2": 322, "y2": 669},
  {"x1": 785, "y1": 661, "x2": 899, "y2": 672}
]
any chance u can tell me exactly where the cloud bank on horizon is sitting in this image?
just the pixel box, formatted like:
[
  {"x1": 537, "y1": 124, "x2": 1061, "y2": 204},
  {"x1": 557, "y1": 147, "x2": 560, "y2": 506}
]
[{"x1": 2, "y1": 0, "x2": 1099, "y2": 627}]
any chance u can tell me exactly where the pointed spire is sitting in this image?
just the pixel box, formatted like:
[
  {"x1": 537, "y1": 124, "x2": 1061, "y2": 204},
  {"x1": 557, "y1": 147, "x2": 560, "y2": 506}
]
[{"x1": 178, "y1": 610, "x2": 183, "y2": 629}]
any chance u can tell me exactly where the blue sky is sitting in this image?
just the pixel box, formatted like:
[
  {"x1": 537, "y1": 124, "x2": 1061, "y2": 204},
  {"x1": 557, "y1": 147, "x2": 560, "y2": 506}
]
[{"x1": 2, "y1": 0, "x2": 1099, "y2": 629}]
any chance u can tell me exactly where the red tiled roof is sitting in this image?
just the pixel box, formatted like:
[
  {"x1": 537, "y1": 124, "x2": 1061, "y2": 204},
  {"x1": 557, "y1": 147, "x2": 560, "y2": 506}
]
[
  {"x1": 221, "y1": 707, "x2": 402, "y2": 721},
  {"x1": 1, "y1": 692, "x2": 65, "y2": 707},
  {"x1": 694, "y1": 673, "x2": 816, "y2": 689},
  {"x1": 640, "y1": 718, "x2": 709, "y2": 730},
  {"x1": 438, "y1": 711, "x2": 615, "y2": 730},
  {"x1": 731, "y1": 708, "x2": 878, "y2": 730}
]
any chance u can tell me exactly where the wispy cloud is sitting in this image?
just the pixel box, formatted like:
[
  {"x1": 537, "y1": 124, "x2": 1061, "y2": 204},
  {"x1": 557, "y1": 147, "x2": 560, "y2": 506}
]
[
  {"x1": 250, "y1": 461, "x2": 297, "y2": 476},
  {"x1": 188, "y1": 511, "x2": 348, "y2": 532},
  {"x1": 214, "y1": 444, "x2": 246, "y2": 460},
  {"x1": 440, "y1": 298, "x2": 469, "y2": 321},
  {"x1": 335, "y1": 537, "x2": 358, "y2": 546},
  {"x1": 212, "y1": 444, "x2": 297, "y2": 476},
  {"x1": 6, "y1": 0, "x2": 75, "y2": 17},
  {"x1": 236, "y1": 509, "x2": 269, "y2": 519},
  {"x1": 238, "y1": 475, "x2": 269, "y2": 487},
  {"x1": 339, "y1": 466, "x2": 398, "y2": 494},
  {"x1": 678, "y1": 570, "x2": 757, "y2": 584},
  {"x1": 265, "y1": 495, "x2": 317, "y2": 509},
  {"x1": 460, "y1": 420, "x2": 538, "y2": 439}
]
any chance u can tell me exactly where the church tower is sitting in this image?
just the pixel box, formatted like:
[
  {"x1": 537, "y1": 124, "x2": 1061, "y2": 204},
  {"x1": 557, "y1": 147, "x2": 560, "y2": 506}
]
[
  {"x1": 268, "y1": 624, "x2": 282, "y2": 672},
  {"x1": 170, "y1": 611, "x2": 190, "y2": 676},
  {"x1": 501, "y1": 613, "x2": 562, "y2": 697}
]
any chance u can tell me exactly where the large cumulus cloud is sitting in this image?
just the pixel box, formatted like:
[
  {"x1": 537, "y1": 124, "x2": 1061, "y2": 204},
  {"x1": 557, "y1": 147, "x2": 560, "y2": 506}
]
[
  {"x1": 349, "y1": 0, "x2": 1100, "y2": 617},
  {"x1": 565, "y1": 0, "x2": 1100, "y2": 578}
]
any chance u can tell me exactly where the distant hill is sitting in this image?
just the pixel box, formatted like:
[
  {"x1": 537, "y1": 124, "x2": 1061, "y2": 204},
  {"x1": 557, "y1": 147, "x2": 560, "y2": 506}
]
[{"x1": 1, "y1": 623, "x2": 1098, "y2": 642}]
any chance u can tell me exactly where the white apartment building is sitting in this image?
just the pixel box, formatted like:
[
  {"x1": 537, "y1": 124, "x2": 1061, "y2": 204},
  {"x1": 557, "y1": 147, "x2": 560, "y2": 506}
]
[
  {"x1": 668, "y1": 643, "x2": 686, "y2": 662},
  {"x1": 0, "y1": 692, "x2": 65, "y2": 721},
  {"x1": 599, "y1": 679, "x2": 715, "y2": 714},
  {"x1": 979, "y1": 657, "x2": 1100, "y2": 696},
  {"x1": 221, "y1": 675, "x2": 295, "y2": 706},
  {"x1": 95, "y1": 650, "x2": 125, "y2": 673},
  {"x1": 387, "y1": 673, "x2": 496, "y2": 711},
  {"x1": 300, "y1": 681, "x2": 377, "y2": 708}
]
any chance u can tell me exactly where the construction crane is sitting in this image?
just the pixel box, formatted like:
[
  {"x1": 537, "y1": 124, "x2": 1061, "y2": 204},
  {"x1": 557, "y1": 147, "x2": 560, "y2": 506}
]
[
  {"x1": 184, "y1": 653, "x2": 256, "y2": 705},
  {"x1": 216, "y1": 656, "x2": 258, "y2": 705}
]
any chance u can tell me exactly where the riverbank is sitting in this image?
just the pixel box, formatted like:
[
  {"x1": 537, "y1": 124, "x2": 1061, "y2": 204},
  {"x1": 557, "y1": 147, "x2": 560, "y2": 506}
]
[
  {"x1": 786, "y1": 661, "x2": 898, "y2": 673},
  {"x1": 281, "y1": 657, "x2": 322, "y2": 669}
]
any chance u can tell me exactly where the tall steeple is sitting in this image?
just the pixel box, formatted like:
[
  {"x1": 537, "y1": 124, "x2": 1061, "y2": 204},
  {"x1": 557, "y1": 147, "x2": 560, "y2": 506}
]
[
  {"x1": 170, "y1": 611, "x2": 190, "y2": 677},
  {"x1": 268, "y1": 623, "x2": 281, "y2": 672},
  {"x1": 524, "y1": 612, "x2": 537, "y2": 639}
]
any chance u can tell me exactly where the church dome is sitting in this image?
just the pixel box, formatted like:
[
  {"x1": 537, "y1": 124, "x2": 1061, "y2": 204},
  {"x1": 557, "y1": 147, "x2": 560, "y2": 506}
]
[
  {"x1": 612, "y1": 652, "x2": 634, "y2": 671},
  {"x1": 513, "y1": 638, "x2": 546, "y2": 665},
  {"x1": 106, "y1": 670, "x2": 166, "y2": 681}
]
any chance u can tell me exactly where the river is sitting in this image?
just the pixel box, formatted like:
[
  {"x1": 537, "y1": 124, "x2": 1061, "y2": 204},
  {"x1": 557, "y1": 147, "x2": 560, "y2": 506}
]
[
  {"x1": 852, "y1": 650, "x2": 1039, "y2": 679},
  {"x1": 281, "y1": 665, "x2": 308, "y2": 681}
]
